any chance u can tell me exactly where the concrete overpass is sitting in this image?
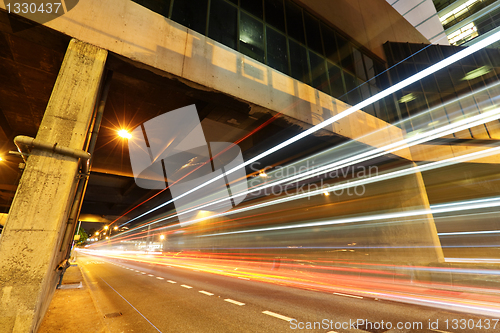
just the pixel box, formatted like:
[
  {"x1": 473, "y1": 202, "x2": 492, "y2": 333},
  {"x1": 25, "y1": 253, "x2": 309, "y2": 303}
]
[{"x1": 1, "y1": 0, "x2": 500, "y2": 331}]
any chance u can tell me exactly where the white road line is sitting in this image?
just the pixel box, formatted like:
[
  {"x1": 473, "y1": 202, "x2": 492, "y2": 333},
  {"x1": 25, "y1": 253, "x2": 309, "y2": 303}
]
[
  {"x1": 135, "y1": 270, "x2": 140, "y2": 272},
  {"x1": 167, "y1": 280, "x2": 177, "y2": 284},
  {"x1": 148, "y1": 274, "x2": 154, "y2": 277},
  {"x1": 224, "y1": 299, "x2": 245, "y2": 306},
  {"x1": 181, "y1": 285, "x2": 193, "y2": 289},
  {"x1": 141, "y1": 272, "x2": 146, "y2": 274},
  {"x1": 199, "y1": 291, "x2": 214, "y2": 296},
  {"x1": 262, "y1": 311, "x2": 294, "y2": 322},
  {"x1": 156, "y1": 277, "x2": 164, "y2": 280},
  {"x1": 237, "y1": 277, "x2": 250, "y2": 280},
  {"x1": 333, "y1": 292, "x2": 363, "y2": 299}
]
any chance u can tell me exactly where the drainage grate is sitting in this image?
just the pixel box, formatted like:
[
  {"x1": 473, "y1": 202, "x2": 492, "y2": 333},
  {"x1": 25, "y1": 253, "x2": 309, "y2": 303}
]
[{"x1": 104, "y1": 312, "x2": 122, "y2": 318}]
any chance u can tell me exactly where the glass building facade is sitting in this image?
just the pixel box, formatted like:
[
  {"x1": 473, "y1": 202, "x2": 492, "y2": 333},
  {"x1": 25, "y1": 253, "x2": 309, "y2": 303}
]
[
  {"x1": 439, "y1": 0, "x2": 497, "y2": 30},
  {"x1": 435, "y1": 0, "x2": 500, "y2": 46},
  {"x1": 131, "y1": 0, "x2": 393, "y2": 122},
  {"x1": 384, "y1": 41, "x2": 500, "y2": 138}
]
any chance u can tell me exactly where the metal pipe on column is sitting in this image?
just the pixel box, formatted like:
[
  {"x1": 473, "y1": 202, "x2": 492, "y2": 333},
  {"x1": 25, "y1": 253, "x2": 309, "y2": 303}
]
[{"x1": 60, "y1": 70, "x2": 114, "y2": 257}]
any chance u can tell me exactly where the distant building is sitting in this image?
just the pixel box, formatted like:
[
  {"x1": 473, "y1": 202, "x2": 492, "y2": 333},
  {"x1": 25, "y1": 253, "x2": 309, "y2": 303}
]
[
  {"x1": 387, "y1": 0, "x2": 500, "y2": 47},
  {"x1": 386, "y1": 0, "x2": 450, "y2": 45},
  {"x1": 434, "y1": 0, "x2": 500, "y2": 46}
]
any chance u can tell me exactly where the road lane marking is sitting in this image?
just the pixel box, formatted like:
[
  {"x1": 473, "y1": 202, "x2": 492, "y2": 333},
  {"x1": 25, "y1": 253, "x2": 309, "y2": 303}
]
[
  {"x1": 141, "y1": 272, "x2": 146, "y2": 274},
  {"x1": 262, "y1": 311, "x2": 294, "y2": 322},
  {"x1": 199, "y1": 291, "x2": 214, "y2": 296},
  {"x1": 167, "y1": 280, "x2": 177, "y2": 284},
  {"x1": 224, "y1": 299, "x2": 245, "y2": 306},
  {"x1": 148, "y1": 274, "x2": 154, "y2": 277},
  {"x1": 238, "y1": 277, "x2": 250, "y2": 280},
  {"x1": 156, "y1": 277, "x2": 164, "y2": 280},
  {"x1": 181, "y1": 285, "x2": 193, "y2": 289},
  {"x1": 333, "y1": 292, "x2": 363, "y2": 299}
]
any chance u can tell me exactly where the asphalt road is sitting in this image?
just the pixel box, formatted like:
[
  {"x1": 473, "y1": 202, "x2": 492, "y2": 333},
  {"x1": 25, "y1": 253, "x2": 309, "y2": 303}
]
[{"x1": 76, "y1": 252, "x2": 498, "y2": 333}]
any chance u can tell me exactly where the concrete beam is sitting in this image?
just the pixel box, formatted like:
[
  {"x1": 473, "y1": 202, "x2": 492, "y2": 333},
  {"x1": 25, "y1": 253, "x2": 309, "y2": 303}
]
[
  {"x1": 0, "y1": 39, "x2": 107, "y2": 333},
  {"x1": 0, "y1": 0, "x2": 413, "y2": 160}
]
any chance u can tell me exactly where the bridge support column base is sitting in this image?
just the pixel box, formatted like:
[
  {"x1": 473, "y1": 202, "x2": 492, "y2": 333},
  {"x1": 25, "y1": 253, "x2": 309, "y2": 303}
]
[{"x1": 0, "y1": 39, "x2": 107, "y2": 333}]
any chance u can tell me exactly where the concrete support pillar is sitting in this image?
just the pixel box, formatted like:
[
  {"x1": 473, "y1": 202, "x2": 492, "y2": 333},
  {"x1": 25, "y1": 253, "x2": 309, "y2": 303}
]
[
  {"x1": 0, "y1": 39, "x2": 107, "y2": 333},
  {"x1": 408, "y1": 162, "x2": 444, "y2": 263}
]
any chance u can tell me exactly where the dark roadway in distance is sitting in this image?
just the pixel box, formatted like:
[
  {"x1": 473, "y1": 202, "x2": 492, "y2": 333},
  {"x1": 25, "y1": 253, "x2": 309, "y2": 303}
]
[{"x1": 76, "y1": 252, "x2": 494, "y2": 333}]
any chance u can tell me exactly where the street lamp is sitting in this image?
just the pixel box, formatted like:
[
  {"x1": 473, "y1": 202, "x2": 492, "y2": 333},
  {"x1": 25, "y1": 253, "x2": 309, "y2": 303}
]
[
  {"x1": 160, "y1": 235, "x2": 165, "y2": 240},
  {"x1": 118, "y1": 129, "x2": 132, "y2": 139}
]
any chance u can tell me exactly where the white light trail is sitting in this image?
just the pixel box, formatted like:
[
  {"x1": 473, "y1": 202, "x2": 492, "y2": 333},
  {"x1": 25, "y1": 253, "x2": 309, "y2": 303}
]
[
  {"x1": 147, "y1": 143, "x2": 500, "y2": 231},
  {"x1": 198, "y1": 196, "x2": 500, "y2": 238},
  {"x1": 119, "y1": 104, "x2": 500, "y2": 235},
  {"x1": 438, "y1": 230, "x2": 500, "y2": 236},
  {"x1": 120, "y1": 29, "x2": 500, "y2": 228}
]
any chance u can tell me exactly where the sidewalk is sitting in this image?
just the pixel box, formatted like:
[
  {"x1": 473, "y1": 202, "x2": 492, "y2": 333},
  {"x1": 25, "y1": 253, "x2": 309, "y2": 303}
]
[{"x1": 38, "y1": 263, "x2": 109, "y2": 333}]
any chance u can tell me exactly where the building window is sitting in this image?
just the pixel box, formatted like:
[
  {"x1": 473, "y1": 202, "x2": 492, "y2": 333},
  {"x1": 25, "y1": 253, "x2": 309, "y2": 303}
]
[
  {"x1": 131, "y1": 0, "x2": 389, "y2": 120},
  {"x1": 289, "y1": 39, "x2": 309, "y2": 84},
  {"x1": 171, "y1": 0, "x2": 208, "y2": 35},
  {"x1": 266, "y1": 27, "x2": 289, "y2": 75},
  {"x1": 239, "y1": 11, "x2": 265, "y2": 62},
  {"x1": 285, "y1": 1, "x2": 305, "y2": 44},
  {"x1": 209, "y1": 0, "x2": 238, "y2": 49},
  {"x1": 265, "y1": 0, "x2": 286, "y2": 32}
]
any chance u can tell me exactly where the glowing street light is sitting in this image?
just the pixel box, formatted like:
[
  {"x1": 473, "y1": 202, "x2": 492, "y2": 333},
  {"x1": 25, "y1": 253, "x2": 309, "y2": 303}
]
[
  {"x1": 105, "y1": 236, "x2": 109, "y2": 240},
  {"x1": 114, "y1": 226, "x2": 118, "y2": 230},
  {"x1": 95, "y1": 232, "x2": 99, "y2": 236},
  {"x1": 104, "y1": 225, "x2": 109, "y2": 230},
  {"x1": 0, "y1": 156, "x2": 3, "y2": 162},
  {"x1": 159, "y1": 235, "x2": 165, "y2": 240},
  {"x1": 118, "y1": 129, "x2": 132, "y2": 139}
]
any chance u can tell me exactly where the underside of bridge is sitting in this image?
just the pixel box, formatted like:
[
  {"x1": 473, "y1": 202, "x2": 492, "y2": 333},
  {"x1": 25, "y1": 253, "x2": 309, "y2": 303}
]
[{"x1": 0, "y1": 11, "x2": 355, "y2": 225}]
